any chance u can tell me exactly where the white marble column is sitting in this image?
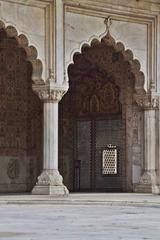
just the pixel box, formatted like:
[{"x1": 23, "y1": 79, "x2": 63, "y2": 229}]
[
  {"x1": 32, "y1": 83, "x2": 69, "y2": 195},
  {"x1": 32, "y1": 0, "x2": 69, "y2": 195},
  {"x1": 138, "y1": 109, "x2": 156, "y2": 192},
  {"x1": 135, "y1": 95, "x2": 159, "y2": 193},
  {"x1": 152, "y1": 102, "x2": 160, "y2": 194},
  {"x1": 43, "y1": 101, "x2": 58, "y2": 170}
]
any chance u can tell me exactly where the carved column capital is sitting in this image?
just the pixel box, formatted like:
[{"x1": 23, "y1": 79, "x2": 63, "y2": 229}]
[
  {"x1": 34, "y1": 87, "x2": 67, "y2": 102},
  {"x1": 32, "y1": 80, "x2": 69, "y2": 103},
  {"x1": 134, "y1": 94, "x2": 159, "y2": 110}
]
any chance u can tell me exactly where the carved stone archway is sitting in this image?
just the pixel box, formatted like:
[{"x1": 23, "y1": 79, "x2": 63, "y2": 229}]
[{"x1": 59, "y1": 29, "x2": 156, "y2": 192}]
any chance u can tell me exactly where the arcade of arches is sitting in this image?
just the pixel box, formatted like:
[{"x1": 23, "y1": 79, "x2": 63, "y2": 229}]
[
  {"x1": 1, "y1": 0, "x2": 160, "y2": 195},
  {"x1": 0, "y1": 27, "x2": 159, "y2": 194}
]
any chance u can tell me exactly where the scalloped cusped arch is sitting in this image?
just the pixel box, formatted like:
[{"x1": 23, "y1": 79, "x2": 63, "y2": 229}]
[
  {"x1": 0, "y1": 20, "x2": 43, "y2": 84},
  {"x1": 60, "y1": 30, "x2": 147, "y2": 192},
  {"x1": 69, "y1": 31, "x2": 146, "y2": 96}
]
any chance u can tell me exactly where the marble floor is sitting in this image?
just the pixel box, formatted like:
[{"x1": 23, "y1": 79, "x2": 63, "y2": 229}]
[
  {"x1": 0, "y1": 203, "x2": 160, "y2": 240},
  {"x1": 0, "y1": 193, "x2": 160, "y2": 206}
]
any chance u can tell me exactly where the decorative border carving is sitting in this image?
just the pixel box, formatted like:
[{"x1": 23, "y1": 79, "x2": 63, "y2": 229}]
[{"x1": 7, "y1": 159, "x2": 20, "y2": 180}]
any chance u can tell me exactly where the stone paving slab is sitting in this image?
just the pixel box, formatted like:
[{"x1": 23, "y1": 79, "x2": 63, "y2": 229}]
[{"x1": 0, "y1": 203, "x2": 160, "y2": 240}]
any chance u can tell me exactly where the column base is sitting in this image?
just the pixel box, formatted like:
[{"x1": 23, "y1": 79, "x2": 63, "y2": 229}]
[
  {"x1": 152, "y1": 185, "x2": 160, "y2": 195},
  {"x1": 134, "y1": 170, "x2": 155, "y2": 193},
  {"x1": 32, "y1": 169, "x2": 69, "y2": 196},
  {"x1": 32, "y1": 185, "x2": 69, "y2": 195},
  {"x1": 134, "y1": 184, "x2": 152, "y2": 193}
]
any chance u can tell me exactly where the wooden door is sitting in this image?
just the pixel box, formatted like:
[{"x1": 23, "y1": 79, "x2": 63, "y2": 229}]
[{"x1": 75, "y1": 115, "x2": 124, "y2": 192}]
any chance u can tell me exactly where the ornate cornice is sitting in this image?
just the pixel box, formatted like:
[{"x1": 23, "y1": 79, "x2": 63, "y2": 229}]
[{"x1": 135, "y1": 94, "x2": 159, "y2": 110}]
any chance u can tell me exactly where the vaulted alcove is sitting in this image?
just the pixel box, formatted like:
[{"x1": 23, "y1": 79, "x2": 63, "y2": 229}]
[
  {"x1": 59, "y1": 31, "x2": 145, "y2": 192},
  {"x1": 0, "y1": 26, "x2": 43, "y2": 192}
]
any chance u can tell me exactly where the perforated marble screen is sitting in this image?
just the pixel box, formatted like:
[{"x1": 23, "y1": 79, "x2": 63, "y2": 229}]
[{"x1": 102, "y1": 147, "x2": 117, "y2": 175}]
